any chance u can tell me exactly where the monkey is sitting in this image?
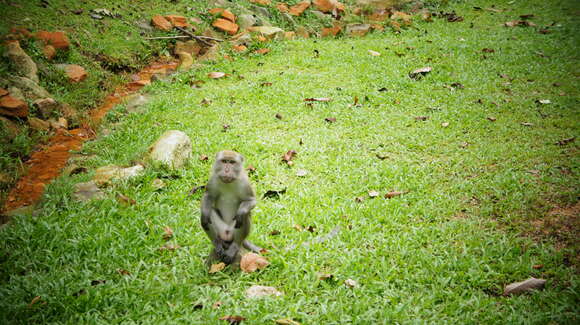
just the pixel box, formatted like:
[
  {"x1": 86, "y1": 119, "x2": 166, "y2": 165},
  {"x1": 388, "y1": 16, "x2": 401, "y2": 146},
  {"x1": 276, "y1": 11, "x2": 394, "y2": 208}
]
[{"x1": 200, "y1": 150, "x2": 261, "y2": 265}]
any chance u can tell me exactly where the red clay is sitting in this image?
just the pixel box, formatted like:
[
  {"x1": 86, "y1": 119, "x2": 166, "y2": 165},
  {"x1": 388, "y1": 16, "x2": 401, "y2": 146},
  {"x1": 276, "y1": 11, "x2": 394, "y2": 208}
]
[{"x1": 3, "y1": 60, "x2": 178, "y2": 214}]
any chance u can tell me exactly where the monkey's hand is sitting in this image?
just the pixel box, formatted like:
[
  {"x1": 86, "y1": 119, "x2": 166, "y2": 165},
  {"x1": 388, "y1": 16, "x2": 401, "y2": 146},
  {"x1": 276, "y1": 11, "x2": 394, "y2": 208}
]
[
  {"x1": 200, "y1": 193, "x2": 214, "y2": 231},
  {"x1": 222, "y1": 242, "x2": 240, "y2": 265}
]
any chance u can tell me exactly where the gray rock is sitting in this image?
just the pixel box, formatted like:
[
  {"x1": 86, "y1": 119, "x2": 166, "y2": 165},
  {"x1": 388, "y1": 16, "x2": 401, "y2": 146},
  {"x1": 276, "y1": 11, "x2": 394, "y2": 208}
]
[
  {"x1": 147, "y1": 130, "x2": 192, "y2": 169},
  {"x1": 503, "y1": 277, "x2": 546, "y2": 296},
  {"x1": 245, "y1": 285, "x2": 283, "y2": 299},
  {"x1": 311, "y1": 10, "x2": 330, "y2": 20},
  {"x1": 250, "y1": 5, "x2": 271, "y2": 18},
  {"x1": 237, "y1": 14, "x2": 257, "y2": 29},
  {"x1": 356, "y1": 0, "x2": 395, "y2": 8},
  {"x1": 7, "y1": 87, "x2": 25, "y2": 101},
  {"x1": 73, "y1": 181, "x2": 105, "y2": 201},
  {"x1": 281, "y1": 13, "x2": 296, "y2": 27},
  {"x1": 346, "y1": 23, "x2": 372, "y2": 36},
  {"x1": 94, "y1": 164, "x2": 144, "y2": 186},
  {"x1": 7, "y1": 76, "x2": 51, "y2": 99},
  {"x1": 5, "y1": 41, "x2": 38, "y2": 83},
  {"x1": 247, "y1": 26, "x2": 284, "y2": 40},
  {"x1": 136, "y1": 19, "x2": 154, "y2": 32},
  {"x1": 124, "y1": 94, "x2": 150, "y2": 113},
  {"x1": 0, "y1": 116, "x2": 20, "y2": 140}
]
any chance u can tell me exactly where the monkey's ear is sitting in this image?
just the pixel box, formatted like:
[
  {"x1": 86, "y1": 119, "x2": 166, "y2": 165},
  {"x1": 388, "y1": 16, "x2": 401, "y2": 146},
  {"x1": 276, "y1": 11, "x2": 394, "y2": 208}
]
[{"x1": 239, "y1": 154, "x2": 245, "y2": 162}]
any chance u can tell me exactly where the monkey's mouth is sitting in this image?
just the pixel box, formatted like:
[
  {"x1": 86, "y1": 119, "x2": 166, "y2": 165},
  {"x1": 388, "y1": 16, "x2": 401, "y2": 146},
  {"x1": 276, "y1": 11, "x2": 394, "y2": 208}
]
[{"x1": 219, "y1": 176, "x2": 235, "y2": 183}]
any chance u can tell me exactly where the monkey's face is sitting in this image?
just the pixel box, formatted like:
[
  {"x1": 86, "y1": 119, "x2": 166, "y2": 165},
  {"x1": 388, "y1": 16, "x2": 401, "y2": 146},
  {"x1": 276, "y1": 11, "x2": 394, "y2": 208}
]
[{"x1": 214, "y1": 151, "x2": 244, "y2": 183}]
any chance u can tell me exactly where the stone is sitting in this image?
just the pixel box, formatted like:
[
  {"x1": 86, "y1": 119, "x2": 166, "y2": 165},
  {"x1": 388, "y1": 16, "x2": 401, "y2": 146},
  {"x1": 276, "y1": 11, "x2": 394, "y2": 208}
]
[
  {"x1": 6, "y1": 76, "x2": 51, "y2": 99},
  {"x1": 94, "y1": 164, "x2": 145, "y2": 186},
  {"x1": 73, "y1": 181, "x2": 105, "y2": 201},
  {"x1": 346, "y1": 23, "x2": 371, "y2": 36},
  {"x1": 198, "y1": 44, "x2": 220, "y2": 62},
  {"x1": 247, "y1": 26, "x2": 284, "y2": 39},
  {"x1": 245, "y1": 285, "x2": 283, "y2": 299},
  {"x1": 55, "y1": 64, "x2": 87, "y2": 82},
  {"x1": 42, "y1": 45, "x2": 56, "y2": 60},
  {"x1": 27, "y1": 117, "x2": 50, "y2": 131},
  {"x1": 356, "y1": 0, "x2": 396, "y2": 9},
  {"x1": 147, "y1": 130, "x2": 192, "y2": 169},
  {"x1": 231, "y1": 31, "x2": 252, "y2": 45},
  {"x1": 136, "y1": 20, "x2": 154, "y2": 32},
  {"x1": 58, "y1": 103, "x2": 79, "y2": 121},
  {"x1": 0, "y1": 95, "x2": 28, "y2": 118},
  {"x1": 177, "y1": 52, "x2": 194, "y2": 71},
  {"x1": 48, "y1": 117, "x2": 68, "y2": 129},
  {"x1": 124, "y1": 94, "x2": 150, "y2": 113},
  {"x1": 174, "y1": 40, "x2": 202, "y2": 56},
  {"x1": 35, "y1": 31, "x2": 70, "y2": 50},
  {"x1": 165, "y1": 15, "x2": 189, "y2": 27},
  {"x1": 0, "y1": 116, "x2": 20, "y2": 140},
  {"x1": 250, "y1": 5, "x2": 271, "y2": 18},
  {"x1": 33, "y1": 98, "x2": 59, "y2": 119},
  {"x1": 503, "y1": 278, "x2": 546, "y2": 296},
  {"x1": 281, "y1": 13, "x2": 296, "y2": 27},
  {"x1": 237, "y1": 14, "x2": 257, "y2": 29},
  {"x1": 7, "y1": 87, "x2": 24, "y2": 101},
  {"x1": 5, "y1": 41, "x2": 38, "y2": 83},
  {"x1": 151, "y1": 15, "x2": 172, "y2": 31},
  {"x1": 212, "y1": 18, "x2": 239, "y2": 35}
]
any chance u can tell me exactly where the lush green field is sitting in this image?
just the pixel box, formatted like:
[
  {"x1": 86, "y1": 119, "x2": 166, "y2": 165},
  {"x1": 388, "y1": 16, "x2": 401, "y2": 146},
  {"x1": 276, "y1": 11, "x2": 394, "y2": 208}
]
[{"x1": 1, "y1": 0, "x2": 579, "y2": 323}]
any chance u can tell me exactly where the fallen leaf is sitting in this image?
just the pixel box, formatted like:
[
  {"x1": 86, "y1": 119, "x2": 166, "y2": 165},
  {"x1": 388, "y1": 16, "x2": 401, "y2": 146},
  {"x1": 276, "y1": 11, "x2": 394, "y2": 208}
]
[
  {"x1": 368, "y1": 50, "x2": 381, "y2": 56},
  {"x1": 318, "y1": 273, "x2": 334, "y2": 281},
  {"x1": 200, "y1": 154, "x2": 209, "y2": 161},
  {"x1": 117, "y1": 269, "x2": 131, "y2": 276},
  {"x1": 441, "y1": 122, "x2": 450, "y2": 127},
  {"x1": 296, "y1": 169, "x2": 308, "y2": 177},
  {"x1": 245, "y1": 285, "x2": 283, "y2": 299},
  {"x1": 293, "y1": 224, "x2": 303, "y2": 231},
  {"x1": 91, "y1": 279, "x2": 106, "y2": 286},
  {"x1": 159, "y1": 243, "x2": 180, "y2": 251},
  {"x1": 201, "y1": 98, "x2": 212, "y2": 106},
  {"x1": 263, "y1": 188, "x2": 286, "y2": 199},
  {"x1": 212, "y1": 301, "x2": 223, "y2": 309},
  {"x1": 152, "y1": 178, "x2": 165, "y2": 190},
  {"x1": 223, "y1": 124, "x2": 231, "y2": 131},
  {"x1": 536, "y1": 99, "x2": 551, "y2": 104},
  {"x1": 409, "y1": 67, "x2": 432, "y2": 80},
  {"x1": 289, "y1": 1, "x2": 310, "y2": 16},
  {"x1": 487, "y1": 117, "x2": 497, "y2": 122},
  {"x1": 325, "y1": 117, "x2": 337, "y2": 123},
  {"x1": 255, "y1": 48, "x2": 270, "y2": 55},
  {"x1": 282, "y1": 150, "x2": 297, "y2": 163},
  {"x1": 240, "y1": 253, "x2": 269, "y2": 273},
  {"x1": 368, "y1": 190, "x2": 380, "y2": 198},
  {"x1": 355, "y1": 196, "x2": 364, "y2": 202},
  {"x1": 246, "y1": 165, "x2": 256, "y2": 173},
  {"x1": 556, "y1": 137, "x2": 575, "y2": 146},
  {"x1": 209, "y1": 262, "x2": 226, "y2": 274},
  {"x1": 521, "y1": 122, "x2": 533, "y2": 127},
  {"x1": 532, "y1": 264, "x2": 544, "y2": 270},
  {"x1": 306, "y1": 225, "x2": 316, "y2": 233},
  {"x1": 275, "y1": 113, "x2": 283, "y2": 119},
  {"x1": 275, "y1": 319, "x2": 301, "y2": 325},
  {"x1": 519, "y1": 14, "x2": 535, "y2": 19},
  {"x1": 344, "y1": 279, "x2": 358, "y2": 288},
  {"x1": 219, "y1": 315, "x2": 246, "y2": 324},
  {"x1": 482, "y1": 48, "x2": 495, "y2": 53},
  {"x1": 188, "y1": 185, "x2": 206, "y2": 196},
  {"x1": 28, "y1": 296, "x2": 41, "y2": 308},
  {"x1": 117, "y1": 194, "x2": 136, "y2": 205},
  {"x1": 260, "y1": 82, "x2": 272, "y2": 87},
  {"x1": 163, "y1": 226, "x2": 174, "y2": 240},
  {"x1": 376, "y1": 153, "x2": 388, "y2": 160},
  {"x1": 384, "y1": 191, "x2": 404, "y2": 198},
  {"x1": 450, "y1": 82, "x2": 464, "y2": 89},
  {"x1": 505, "y1": 20, "x2": 536, "y2": 27},
  {"x1": 503, "y1": 277, "x2": 546, "y2": 296},
  {"x1": 269, "y1": 230, "x2": 281, "y2": 236},
  {"x1": 208, "y1": 72, "x2": 227, "y2": 79},
  {"x1": 459, "y1": 142, "x2": 470, "y2": 148},
  {"x1": 415, "y1": 116, "x2": 429, "y2": 121},
  {"x1": 304, "y1": 97, "x2": 332, "y2": 102}
]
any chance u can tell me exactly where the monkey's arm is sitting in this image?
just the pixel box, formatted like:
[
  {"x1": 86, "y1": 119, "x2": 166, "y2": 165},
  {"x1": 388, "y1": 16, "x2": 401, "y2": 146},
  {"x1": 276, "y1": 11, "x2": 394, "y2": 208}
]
[{"x1": 200, "y1": 192, "x2": 214, "y2": 231}]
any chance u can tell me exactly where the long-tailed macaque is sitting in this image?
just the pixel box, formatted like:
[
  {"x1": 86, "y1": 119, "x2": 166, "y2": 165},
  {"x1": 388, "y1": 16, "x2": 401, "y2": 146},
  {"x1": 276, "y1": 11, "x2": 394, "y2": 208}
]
[{"x1": 201, "y1": 150, "x2": 261, "y2": 265}]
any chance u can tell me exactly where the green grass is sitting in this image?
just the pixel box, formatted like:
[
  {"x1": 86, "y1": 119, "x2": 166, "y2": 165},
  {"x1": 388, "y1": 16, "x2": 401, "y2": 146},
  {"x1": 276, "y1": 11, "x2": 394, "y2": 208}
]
[{"x1": 1, "y1": 0, "x2": 579, "y2": 323}]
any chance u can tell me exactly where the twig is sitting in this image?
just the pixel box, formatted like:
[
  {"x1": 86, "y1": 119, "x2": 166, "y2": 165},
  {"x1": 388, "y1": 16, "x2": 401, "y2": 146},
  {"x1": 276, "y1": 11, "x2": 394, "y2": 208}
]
[
  {"x1": 145, "y1": 35, "x2": 191, "y2": 40},
  {"x1": 174, "y1": 26, "x2": 223, "y2": 46}
]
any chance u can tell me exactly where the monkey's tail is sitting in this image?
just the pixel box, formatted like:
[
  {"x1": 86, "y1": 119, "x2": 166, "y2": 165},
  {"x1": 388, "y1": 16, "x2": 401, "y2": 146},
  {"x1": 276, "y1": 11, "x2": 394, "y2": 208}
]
[{"x1": 243, "y1": 240, "x2": 262, "y2": 253}]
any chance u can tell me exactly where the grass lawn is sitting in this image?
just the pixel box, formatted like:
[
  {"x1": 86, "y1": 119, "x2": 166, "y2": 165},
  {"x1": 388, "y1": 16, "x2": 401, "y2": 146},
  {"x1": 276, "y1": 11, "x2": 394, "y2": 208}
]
[{"x1": 1, "y1": 0, "x2": 579, "y2": 323}]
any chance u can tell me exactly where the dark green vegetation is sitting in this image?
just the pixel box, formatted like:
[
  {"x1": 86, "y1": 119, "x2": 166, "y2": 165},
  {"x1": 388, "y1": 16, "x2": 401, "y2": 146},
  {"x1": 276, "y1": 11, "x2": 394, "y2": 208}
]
[{"x1": 1, "y1": 0, "x2": 579, "y2": 323}]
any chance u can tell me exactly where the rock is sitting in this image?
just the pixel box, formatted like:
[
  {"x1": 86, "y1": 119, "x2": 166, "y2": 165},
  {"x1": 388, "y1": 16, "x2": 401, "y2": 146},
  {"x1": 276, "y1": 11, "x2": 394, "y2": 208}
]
[
  {"x1": 237, "y1": 14, "x2": 257, "y2": 29},
  {"x1": 0, "y1": 88, "x2": 7, "y2": 96},
  {"x1": 198, "y1": 44, "x2": 220, "y2": 62},
  {"x1": 35, "y1": 31, "x2": 70, "y2": 50},
  {"x1": 210, "y1": 8, "x2": 236, "y2": 22},
  {"x1": 245, "y1": 285, "x2": 283, "y2": 299},
  {"x1": 28, "y1": 117, "x2": 50, "y2": 131},
  {"x1": 212, "y1": 18, "x2": 239, "y2": 35},
  {"x1": 231, "y1": 31, "x2": 252, "y2": 45},
  {"x1": 346, "y1": 23, "x2": 371, "y2": 36},
  {"x1": 0, "y1": 116, "x2": 20, "y2": 139},
  {"x1": 73, "y1": 181, "x2": 105, "y2": 201},
  {"x1": 94, "y1": 164, "x2": 145, "y2": 186},
  {"x1": 503, "y1": 278, "x2": 546, "y2": 296},
  {"x1": 7, "y1": 87, "x2": 25, "y2": 101},
  {"x1": 247, "y1": 26, "x2": 284, "y2": 39},
  {"x1": 136, "y1": 20, "x2": 154, "y2": 32},
  {"x1": 6, "y1": 76, "x2": 51, "y2": 99},
  {"x1": 48, "y1": 117, "x2": 68, "y2": 129},
  {"x1": 42, "y1": 45, "x2": 56, "y2": 60},
  {"x1": 55, "y1": 64, "x2": 87, "y2": 83},
  {"x1": 165, "y1": 15, "x2": 189, "y2": 27},
  {"x1": 124, "y1": 94, "x2": 150, "y2": 113},
  {"x1": 177, "y1": 52, "x2": 194, "y2": 71},
  {"x1": 147, "y1": 130, "x2": 192, "y2": 169},
  {"x1": 151, "y1": 15, "x2": 172, "y2": 31},
  {"x1": 174, "y1": 40, "x2": 202, "y2": 56},
  {"x1": 0, "y1": 95, "x2": 28, "y2": 118},
  {"x1": 58, "y1": 103, "x2": 79, "y2": 121},
  {"x1": 250, "y1": 4, "x2": 271, "y2": 18},
  {"x1": 5, "y1": 41, "x2": 38, "y2": 83},
  {"x1": 33, "y1": 98, "x2": 59, "y2": 119}
]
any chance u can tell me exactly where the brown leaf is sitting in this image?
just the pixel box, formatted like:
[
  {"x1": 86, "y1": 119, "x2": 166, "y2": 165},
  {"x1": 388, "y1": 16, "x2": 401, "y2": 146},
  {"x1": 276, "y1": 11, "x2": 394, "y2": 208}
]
[
  {"x1": 275, "y1": 113, "x2": 283, "y2": 119},
  {"x1": 376, "y1": 153, "x2": 388, "y2": 160},
  {"x1": 208, "y1": 72, "x2": 227, "y2": 79},
  {"x1": 223, "y1": 124, "x2": 231, "y2": 131},
  {"x1": 505, "y1": 20, "x2": 536, "y2": 27},
  {"x1": 293, "y1": 224, "x2": 303, "y2": 231},
  {"x1": 199, "y1": 154, "x2": 209, "y2": 161},
  {"x1": 219, "y1": 315, "x2": 246, "y2": 324},
  {"x1": 246, "y1": 165, "x2": 256, "y2": 173},
  {"x1": 384, "y1": 191, "x2": 404, "y2": 199},
  {"x1": 318, "y1": 273, "x2": 334, "y2": 281},
  {"x1": 159, "y1": 243, "x2": 180, "y2": 251},
  {"x1": 482, "y1": 48, "x2": 495, "y2": 53},
  {"x1": 255, "y1": 48, "x2": 270, "y2": 55},
  {"x1": 28, "y1": 296, "x2": 41, "y2": 308},
  {"x1": 519, "y1": 14, "x2": 535, "y2": 19},
  {"x1": 325, "y1": 117, "x2": 337, "y2": 123},
  {"x1": 275, "y1": 319, "x2": 301, "y2": 325},
  {"x1": 240, "y1": 253, "x2": 269, "y2": 273},
  {"x1": 415, "y1": 116, "x2": 429, "y2": 121},
  {"x1": 409, "y1": 67, "x2": 432, "y2": 80},
  {"x1": 304, "y1": 97, "x2": 332, "y2": 102},
  {"x1": 487, "y1": 117, "x2": 497, "y2": 122},
  {"x1": 282, "y1": 150, "x2": 297, "y2": 163},
  {"x1": 117, "y1": 194, "x2": 136, "y2": 205},
  {"x1": 117, "y1": 269, "x2": 131, "y2": 276},
  {"x1": 503, "y1": 277, "x2": 546, "y2": 296},
  {"x1": 355, "y1": 196, "x2": 364, "y2": 202},
  {"x1": 200, "y1": 98, "x2": 212, "y2": 105},
  {"x1": 521, "y1": 122, "x2": 533, "y2": 127},
  {"x1": 212, "y1": 301, "x2": 223, "y2": 309},
  {"x1": 163, "y1": 226, "x2": 174, "y2": 240},
  {"x1": 260, "y1": 82, "x2": 272, "y2": 87},
  {"x1": 556, "y1": 137, "x2": 575, "y2": 146},
  {"x1": 269, "y1": 230, "x2": 281, "y2": 236},
  {"x1": 532, "y1": 264, "x2": 544, "y2": 270},
  {"x1": 188, "y1": 185, "x2": 206, "y2": 196},
  {"x1": 289, "y1": 1, "x2": 310, "y2": 16},
  {"x1": 209, "y1": 262, "x2": 226, "y2": 274}
]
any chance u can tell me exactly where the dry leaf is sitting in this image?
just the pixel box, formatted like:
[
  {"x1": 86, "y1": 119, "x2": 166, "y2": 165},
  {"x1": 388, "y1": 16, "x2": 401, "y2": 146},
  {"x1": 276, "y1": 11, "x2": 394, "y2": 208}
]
[
  {"x1": 163, "y1": 226, "x2": 174, "y2": 240},
  {"x1": 532, "y1": 264, "x2": 544, "y2": 269},
  {"x1": 384, "y1": 191, "x2": 404, "y2": 198},
  {"x1": 318, "y1": 273, "x2": 334, "y2": 281},
  {"x1": 117, "y1": 269, "x2": 131, "y2": 276},
  {"x1": 200, "y1": 154, "x2": 209, "y2": 161},
  {"x1": 240, "y1": 253, "x2": 269, "y2": 273},
  {"x1": 296, "y1": 169, "x2": 308, "y2": 177},
  {"x1": 152, "y1": 178, "x2": 165, "y2": 190},
  {"x1": 482, "y1": 48, "x2": 495, "y2": 53},
  {"x1": 344, "y1": 279, "x2": 358, "y2": 288},
  {"x1": 28, "y1": 296, "x2": 41, "y2": 308},
  {"x1": 521, "y1": 122, "x2": 533, "y2": 127},
  {"x1": 503, "y1": 277, "x2": 546, "y2": 296},
  {"x1": 255, "y1": 48, "x2": 270, "y2": 55},
  {"x1": 368, "y1": 190, "x2": 379, "y2": 198},
  {"x1": 409, "y1": 67, "x2": 432, "y2": 80},
  {"x1": 270, "y1": 230, "x2": 281, "y2": 236},
  {"x1": 209, "y1": 262, "x2": 226, "y2": 274},
  {"x1": 212, "y1": 301, "x2": 223, "y2": 309},
  {"x1": 368, "y1": 50, "x2": 381, "y2": 56},
  {"x1": 282, "y1": 150, "x2": 297, "y2": 163},
  {"x1": 325, "y1": 117, "x2": 337, "y2": 123},
  {"x1": 293, "y1": 224, "x2": 303, "y2": 231},
  {"x1": 289, "y1": 1, "x2": 310, "y2": 16},
  {"x1": 487, "y1": 117, "x2": 497, "y2": 122},
  {"x1": 117, "y1": 194, "x2": 136, "y2": 205},
  {"x1": 159, "y1": 243, "x2": 180, "y2": 251},
  {"x1": 415, "y1": 116, "x2": 429, "y2": 121},
  {"x1": 246, "y1": 165, "x2": 256, "y2": 173},
  {"x1": 208, "y1": 71, "x2": 227, "y2": 79},
  {"x1": 304, "y1": 97, "x2": 332, "y2": 102},
  {"x1": 441, "y1": 122, "x2": 450, "y2": 127},
  {"x1": 556, "y1": 137, "x2": 575, "y2": 146},
  {"x1": 245, "y1": 285, "x2": 283, "y2": 299},
  {"x1": 219, "y1": 315, "x2": 246, "y2": 324},
  {"x1": 275, "y1": 113, "x2": 283, "y2": 119},
  {"x1": 355, "y1": 196, "x2": 364, "y2": 202},
  {"x1": 201, "y1": 98, "x2": 212, "y2": 105},
  {"x1": 275, "y1": 319, "x2": 301, "y2": 325}
]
